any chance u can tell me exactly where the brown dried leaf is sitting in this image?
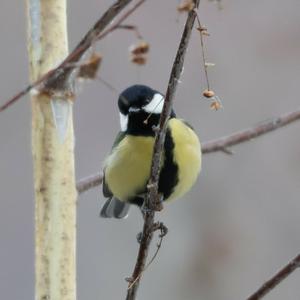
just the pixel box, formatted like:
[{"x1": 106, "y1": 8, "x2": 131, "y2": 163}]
[
  {"x1": 196, "y1": 26, "x2": 210, "y2": 36},
  {"x1": 78, "y1": 53, "x2": 102, "y2": 79},
  {"x1": 131, "y1": 55, "x2": 147, "y2": 65},
  {"x1": 129, "y1": 41, "x2": 150, "y2": 55}
]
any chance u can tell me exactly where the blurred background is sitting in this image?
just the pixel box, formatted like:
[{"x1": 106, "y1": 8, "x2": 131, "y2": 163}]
[{"x1": 1, "y1": 0, "x2": 300, "y2": 299}]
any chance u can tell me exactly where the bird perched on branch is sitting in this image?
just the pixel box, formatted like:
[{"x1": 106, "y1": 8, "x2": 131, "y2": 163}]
[{"x1": 100, "y1": 85, "x2": 201, "y2": 218}]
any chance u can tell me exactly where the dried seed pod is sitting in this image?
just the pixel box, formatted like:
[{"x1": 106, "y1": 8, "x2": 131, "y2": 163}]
[
  {"x1": 197, "y1": 26, "x2": 207, "y2": 32},
  {"x1": 202, "y1": 31, "x2": 210, "y2": 36},
  {"x1": 203, "y1": 89, "x2": 215, "y2": 98},
  {"x1": 177, "y1": 0, "x2": 195, "y2": 12},
  {"x1": 131, "y1": 55, "x2": 147, "y2": 65},
  {"x1": 130, "y1": 41, "x2": 150, "y2": 55},
  {"x1": 78, "y1": 53, "x2": 102, "y2": 79},
  {"x1": 210, "y1": 100, "x2": 222, "y2": 111},
  {"x1": 197, "y1": 27, "x2": 210, "y2": 36}
]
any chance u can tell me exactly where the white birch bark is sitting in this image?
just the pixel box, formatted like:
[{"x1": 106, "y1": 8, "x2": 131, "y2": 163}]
[{"x1": 26, "y1": 1, "x2": 77, "y2": 299}]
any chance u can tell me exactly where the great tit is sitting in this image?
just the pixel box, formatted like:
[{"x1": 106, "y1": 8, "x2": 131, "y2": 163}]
[{"x1": 100, "y1": 85, "x2": 201, "y2": 218}]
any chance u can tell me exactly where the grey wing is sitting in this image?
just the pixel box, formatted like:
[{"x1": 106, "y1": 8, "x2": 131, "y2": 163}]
[
  {"x1": 100, "y1": 197, "x2": 130, "y2": 219},
  {"x1": 101, "y1": 172, "x2": 130, "y2": 218},
  {"x1": 101, "y1": 131, "x2": 126, "y2": 198},
  {"x1": 101, "y1": 131, "x2": 130, "y2": 219},
  {"x1": 102, "y1": 172, "x2": 112, "y2": 198}
]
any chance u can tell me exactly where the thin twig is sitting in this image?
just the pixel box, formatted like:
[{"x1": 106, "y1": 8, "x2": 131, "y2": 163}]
[
  {"x1": 0, "y1": 0, "x2": 146, "y2": 112},
  {"x1": 202, "y1": 108, "x2": 300, "y2": 154},
  {"x1": 76, "y1": 172, "x2": 103, "y2": 194},
  {"x1": 246, "y1": 253, "x2": 300, "y2": 300},
  {"x1": 95, "y1": 1, "x2": 145, "y2": 42},
  {"x1": 115, "y1": 24, "x2": 143, "y2": 39},
  {"x1": 125, "y1": 2, "x2": 200, "y2": 300},
  {"x1": 76, "y1": 107, "x2": 300, "y2": 194},
  {"x1": 195, "y1": 11, "x2": 210, "y2": 90},
  {"x1": 0, "y1": 86, "x2": 33, "y2": 112}
]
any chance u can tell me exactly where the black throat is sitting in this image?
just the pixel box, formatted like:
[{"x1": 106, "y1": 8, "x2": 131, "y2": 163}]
[
  {"x1": 126, "y1": 111, "x2": 160, "y2": 136},
  {"x1": 126, "y1": 110, "x2": 176, "y2": 136}
]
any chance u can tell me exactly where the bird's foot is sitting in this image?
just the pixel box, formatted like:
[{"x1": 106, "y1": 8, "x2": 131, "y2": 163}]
[
  {"x1": 153, "y1": 194, "x2": 164, "y2": 212},
  {"x1": 140, "y1": 195, "x2": 164, "y2": 218},
  {"x1": 152, "y1": 222, "x2": 168, "y2": 237}
]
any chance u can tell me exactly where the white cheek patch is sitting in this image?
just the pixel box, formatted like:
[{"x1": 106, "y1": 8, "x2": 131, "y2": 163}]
[
  {"x1": 143, "y1": 93, "x2": 164, "y2": 114},
  {"x1": 119, "y1": 113, "x2": 128, "y2": 131}
]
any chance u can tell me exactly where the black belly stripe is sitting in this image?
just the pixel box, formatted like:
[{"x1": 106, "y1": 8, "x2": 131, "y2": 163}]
[
  {"x1": 128, "y1": 126, "x2": 178, "y2": 207},
  {"x1": 128, "y1": 196, "x2": 144, "y2": 206},
  {"x1": 158, "y1": 128, "x2": 178, "y2": 201}
]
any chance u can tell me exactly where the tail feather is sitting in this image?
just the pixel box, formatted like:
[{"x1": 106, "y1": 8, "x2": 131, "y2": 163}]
[{"x1": 100, "y1": 198, "x2": 130, "y2": 219}]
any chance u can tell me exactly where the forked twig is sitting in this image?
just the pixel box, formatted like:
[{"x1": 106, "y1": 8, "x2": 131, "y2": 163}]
[{"x1": 0, "y1": 0, "x2": 145, "y2": 112}]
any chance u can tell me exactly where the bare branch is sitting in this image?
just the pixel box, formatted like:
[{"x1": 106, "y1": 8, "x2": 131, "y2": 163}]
[
  {"x1": 246, "y1": 253, "x2": 300, "y2": 300},
  {"x1": 76, "y1": 107, "x2": 300, "y2": 194},
  {"x1": 0, "y1": 0, "x2": 146, "y2": 112},
  {"x1": 76, "y1": 172, "x2": 103, "y2": 194},
  {"x1": 126, "y1": 2, "x2": 200, "y2": 299},
  {"x1": 44, "y1": 0, "x2": 146, "y2": 90},
  {"x1": 0, "y1": 86, "x2": 33, "y2": 112},
  {"x1": 202, "y1": 108, "x2": 300, "y2": 154}
]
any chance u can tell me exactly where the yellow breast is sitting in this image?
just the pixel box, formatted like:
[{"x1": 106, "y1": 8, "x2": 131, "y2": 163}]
[
  {"x1": 104, "y1": 135, "x2": 155, "y2": 201},
  {"x1": 166, "y1": 118, "x2": 202, "y2": 201}
]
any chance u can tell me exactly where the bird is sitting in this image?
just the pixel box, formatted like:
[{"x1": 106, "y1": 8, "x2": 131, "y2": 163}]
[{"x1": 100, "y1": 84, "x2": 201, "y2": 218}]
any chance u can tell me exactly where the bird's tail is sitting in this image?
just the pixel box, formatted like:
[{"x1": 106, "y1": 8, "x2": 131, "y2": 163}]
[{"x1": 100, "y1": 197, "x2": 130, "y2": 219}]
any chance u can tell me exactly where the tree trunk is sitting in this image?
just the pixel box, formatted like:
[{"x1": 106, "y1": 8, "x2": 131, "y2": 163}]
[{"x1": 26, "y1": 1, "x2": 77, "y2": 299}]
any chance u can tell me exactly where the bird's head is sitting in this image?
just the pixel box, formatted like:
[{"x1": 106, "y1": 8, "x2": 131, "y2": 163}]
[{"x1": 118, "y1": 85, "x2": 175, "y2": 135}]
